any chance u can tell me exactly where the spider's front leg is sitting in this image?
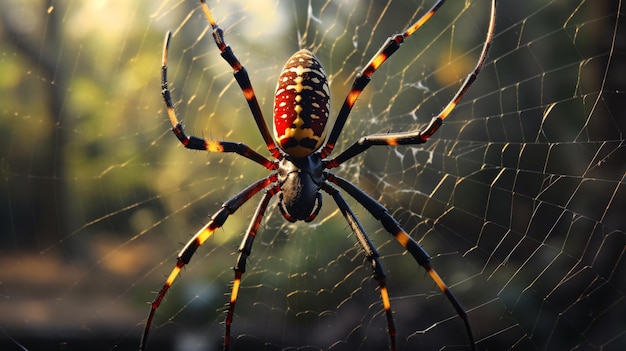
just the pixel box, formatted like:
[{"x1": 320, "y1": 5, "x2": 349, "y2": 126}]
[
  {"x1": 325, "y1": 173, "x2": 477, "y2": 351},
  {"x1": 223, "y1": 187, "x2": 279, "y2": 350},
  {"x1": 322, "y1": 183, "x2": 397, "y2": 351},
  {"x1": 139, "y1": 175, "x2": 277, "y2": 351}
]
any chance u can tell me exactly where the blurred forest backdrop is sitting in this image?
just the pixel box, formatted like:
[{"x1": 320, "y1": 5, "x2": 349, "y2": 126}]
[{"x1": 0, "y1": 0, "x2": 624, "y2": 350}]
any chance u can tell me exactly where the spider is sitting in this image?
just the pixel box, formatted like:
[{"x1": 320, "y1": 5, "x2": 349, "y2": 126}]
[{"x1": 141, "y1": 0, "x2": 496, "y2": 350}]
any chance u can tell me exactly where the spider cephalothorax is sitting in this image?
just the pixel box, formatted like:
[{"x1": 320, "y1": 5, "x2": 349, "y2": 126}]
[
  {"x1": 277, "y1": 154, "x2": 324, "y2": 222},
  {"x1": 141, "y1": 1, "x2": 496, "y2": 350}
]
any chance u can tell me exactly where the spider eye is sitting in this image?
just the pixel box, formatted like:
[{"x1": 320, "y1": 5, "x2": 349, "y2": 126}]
[{"x1": 273, "y1": 49, "x2": 330, "y2": 158}]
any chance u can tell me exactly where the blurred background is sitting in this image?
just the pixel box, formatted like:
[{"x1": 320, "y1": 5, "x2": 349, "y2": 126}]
[{"x1": 0, "y1": 0, "x2": 624, "y2": 350}]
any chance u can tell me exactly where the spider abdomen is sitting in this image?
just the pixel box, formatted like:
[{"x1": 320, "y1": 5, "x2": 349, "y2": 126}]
[{"x1": 274, "y1": 49, "x2": 330, "y2": 158}]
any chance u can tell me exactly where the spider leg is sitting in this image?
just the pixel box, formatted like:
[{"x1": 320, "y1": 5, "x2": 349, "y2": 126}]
[
  {"x1": 322, "y1": 183, "x2": 397, "y2": 351},
  {"x1": 198, "y1": 0, "x2": 282, "y2": 159},
  {"x1": 325, "y1": 172, "x2": 477, "y2": 350},
  {"x1": 224, "y1": 187, "x2": 279, "y2": 350},
  {"x1": 320, "y1": 0, "x2": 449, "y2": 159},
  {"x1": 140, "y1": 174, "x2": 278, "y2": 351},
  {"x1": 326, "y1": 0, "x2": 496, "y2": 169},
  {"x1": 161, "y1": 32, "x2": 278, "y2": 170}
]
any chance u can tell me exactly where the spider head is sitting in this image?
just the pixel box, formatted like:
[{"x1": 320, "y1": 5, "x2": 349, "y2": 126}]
[
  {"x1": 273, "y1": 49, "x2": 330, "y2": 158},
  {"x1": 277, "y1": 155, "x2": 323, "y2": 222}
]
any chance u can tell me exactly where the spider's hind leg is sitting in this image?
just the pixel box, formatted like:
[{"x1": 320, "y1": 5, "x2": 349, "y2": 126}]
[
  {"x1": 198, "y1": 0, "x2": 281, "y2": 159},
  {"x1": 160, "y1": 31, "x2": 277, "y2": 170}
]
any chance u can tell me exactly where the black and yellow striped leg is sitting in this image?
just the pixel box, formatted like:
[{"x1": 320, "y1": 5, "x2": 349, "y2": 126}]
[
  {"x1": 139, "y1": 175, "x2": 278, "y2": 351},
  {"x1": 322, "y1": 183, "x2": 397, "y2": 351},
  {"x1": 320, "y1": 0, "x2": 448, "y2": 158},
  {"x1": 224, "y1": 187, "x2": 279, "y2": 350},
  {"x1": 324, "y1": 116, "x2": 441, "y2": 169},
  {"x1": 198, "y1": 0, "x2": 281, "y2": 159},
  {"x1": 161, "y1": 32, "x2": 278, "y2": 170},
  {"x1": 325, "y1": 0, "x2": 496, "y2": 170},
  {"x1": 325, "y1": 172, "x2": 476, "y2": 351}
]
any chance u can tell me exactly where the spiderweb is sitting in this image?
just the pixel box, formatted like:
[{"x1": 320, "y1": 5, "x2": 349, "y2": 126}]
[{"x1": 0, "y1": 0, "x2": 624, "y2": 350}]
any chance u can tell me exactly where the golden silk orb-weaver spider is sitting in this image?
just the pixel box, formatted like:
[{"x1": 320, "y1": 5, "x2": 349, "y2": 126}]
[{"x1": 141, "y1": 0, "x2": 496, "y2": 350}]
